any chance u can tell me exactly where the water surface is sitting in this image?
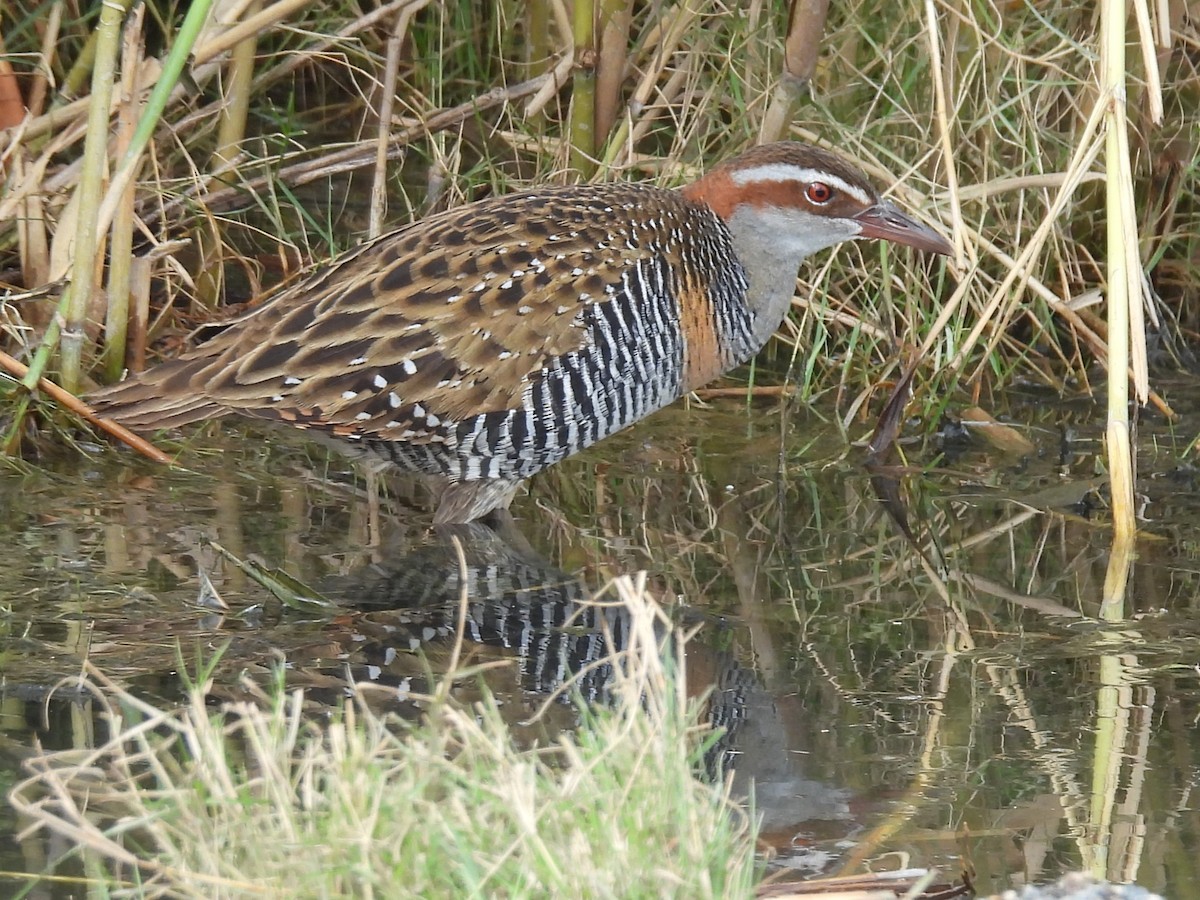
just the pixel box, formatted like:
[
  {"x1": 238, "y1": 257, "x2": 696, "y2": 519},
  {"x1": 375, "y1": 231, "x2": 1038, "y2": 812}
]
[{"x1": 2, "y1": 385, "x2": 1198, "y2": 896}]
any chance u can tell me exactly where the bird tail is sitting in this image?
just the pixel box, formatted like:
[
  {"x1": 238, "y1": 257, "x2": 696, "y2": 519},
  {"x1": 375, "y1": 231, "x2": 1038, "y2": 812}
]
[{"x1": 86, "y1": 357, "x2": 230, "y2": 429}]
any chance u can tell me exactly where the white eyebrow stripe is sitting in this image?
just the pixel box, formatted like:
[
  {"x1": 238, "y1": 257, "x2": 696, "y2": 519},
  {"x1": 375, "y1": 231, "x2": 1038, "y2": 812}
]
[{"x1": 729, "y1": 164, "x2": 872, "y2": 206}]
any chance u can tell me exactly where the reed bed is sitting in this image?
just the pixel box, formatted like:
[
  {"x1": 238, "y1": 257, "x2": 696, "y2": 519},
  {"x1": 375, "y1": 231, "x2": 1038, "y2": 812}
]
[{"x1": 0, "y1": 0, "x2": 1197, "y2": 539}]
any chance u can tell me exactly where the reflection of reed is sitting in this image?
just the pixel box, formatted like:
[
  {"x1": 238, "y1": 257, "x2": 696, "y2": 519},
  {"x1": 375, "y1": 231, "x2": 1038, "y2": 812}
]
[{"x1": 314, "y1": 516, "x2": 872, "y2": 872}]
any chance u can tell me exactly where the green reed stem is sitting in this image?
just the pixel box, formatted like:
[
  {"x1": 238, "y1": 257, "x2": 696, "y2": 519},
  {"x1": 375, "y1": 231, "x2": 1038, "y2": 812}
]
[
  {"x1": 568, "y1": 0, "x2": 596, "y2": 178},
  {"x1": 59, "y1": 0, "x2": 130, "y2": 395},
  {"x1": 101, "y1": 5, "x2": 145, "y2": 381}
]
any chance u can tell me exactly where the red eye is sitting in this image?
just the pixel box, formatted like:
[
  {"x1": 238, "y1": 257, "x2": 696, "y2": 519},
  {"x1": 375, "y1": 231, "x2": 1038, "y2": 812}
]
[{"x1": 805, "y1": 182, "x2": 834, "y2": 204}]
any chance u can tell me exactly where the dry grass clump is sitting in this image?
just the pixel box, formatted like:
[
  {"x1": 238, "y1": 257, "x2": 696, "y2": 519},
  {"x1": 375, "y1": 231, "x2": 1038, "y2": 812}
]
[{"x1": 10, "y1": 577, "x2": 758, "y2": 899}]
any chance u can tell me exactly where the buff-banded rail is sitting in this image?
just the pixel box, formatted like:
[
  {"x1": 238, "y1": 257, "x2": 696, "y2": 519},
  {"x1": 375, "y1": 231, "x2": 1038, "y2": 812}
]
[{"x1": 89, "y1": 142, "x2": 953, "y2": 524}]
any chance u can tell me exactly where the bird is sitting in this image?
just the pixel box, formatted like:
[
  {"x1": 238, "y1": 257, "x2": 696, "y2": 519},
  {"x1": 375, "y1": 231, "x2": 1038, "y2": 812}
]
[{"x1": 89, "y1": 141, "x2": 953, "y2": 524}]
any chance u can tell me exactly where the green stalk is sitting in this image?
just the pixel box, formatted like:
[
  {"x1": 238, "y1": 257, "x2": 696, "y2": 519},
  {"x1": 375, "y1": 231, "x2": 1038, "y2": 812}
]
[
  {"x1": 17, "y1": 0, "x2": 214, "y2": 402},
  {"x1": 59, "y1": 0, "x2": 131, "y2": 395},
  {"x1": 568, "y1": 0, "x2": 596, "y2": 179},
  {"x1": 528, "y1": 0, "x2": 551, "y2": 77},
  {"x1": 102, "y1": 5, "x2": 145, "y2": 381},
  {"x1": 59, "y1": 28, "x2": 100, "y2": 101}
]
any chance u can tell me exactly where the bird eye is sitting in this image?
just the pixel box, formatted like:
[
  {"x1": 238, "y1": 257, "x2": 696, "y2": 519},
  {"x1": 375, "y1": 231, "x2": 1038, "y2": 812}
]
[{"x1": 805, "y1": 182, "x2": 834, "y2": 204}]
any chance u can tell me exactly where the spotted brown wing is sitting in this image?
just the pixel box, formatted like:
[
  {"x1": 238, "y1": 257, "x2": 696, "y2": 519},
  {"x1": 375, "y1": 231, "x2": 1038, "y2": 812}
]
[{"x1": 90, "y1": 183, "x2": 703, "y2": 447}]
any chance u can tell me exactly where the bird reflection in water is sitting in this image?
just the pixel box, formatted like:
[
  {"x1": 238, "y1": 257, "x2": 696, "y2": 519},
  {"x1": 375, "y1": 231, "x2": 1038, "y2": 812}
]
[
  {"x1": 317, "y1": 519, "x2": 754, "y2": 778},
  {"x1": 306, "y1": 516, "x2": 858, "y2": 871}
]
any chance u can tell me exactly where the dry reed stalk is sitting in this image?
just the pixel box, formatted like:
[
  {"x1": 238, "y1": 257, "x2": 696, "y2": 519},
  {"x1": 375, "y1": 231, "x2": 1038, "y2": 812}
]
[
  {"x1": 27, "y1": 2, "x2": 65, "y2": 117},
  {"x1": 11, "y1": 143, "x2": 51, "y2": 301},
  {"x1": 524, "y1": 0, "x2": 575, "y2": 116},
  {"x1": 190, "y1": 0, "x2": 316, "y2": 67},
  {"x1": 922, "y1": 0, "x2": 963, "y2": 265},
  {"x1": 950, "y1": 103, "x2": 1107, "y2": 377},
  {"x1": 0, "y1": 91, "x2": 90, "y2": 145},
  {"x1": 370, "y1": 17, "x2": 405, "y2": 239},
  {"x1": 786, "y1": 298, "x2": 889, "y2": 343},
  {"x1": 600, "y1": 1, "x2": 701, "y2": 169},
  {"x1": 625, "y1": 57, "x2": 693, "y2": 152},
  {"x1": 1100, "y1": 0, "x2": 1143, "y2": 544},
  {"x1": 192, "y1": 0, "x2": 263, "y2": 315},
  {"x1": 148, "y1": 0, "x2": 426, "y2": 146},
  {"x1": 976, "y1": 232, "x2": 1175, "y2": 419},
  {"x1": 524, "y1": 48, "x2": 576, "y2": 118},
  {"x1": 594, "y1": 0, "x2": 632, "y2": 152},
  {"x1": 0, "y1": 348, "x2": 172, "y2": 463},
  {"x1": 760, "y1": 0, "x2": 829, "y2": 143},
  {"x1": 0, "y1": 76, "x2": 142, "y2": 225},
  {"x1": 371, "y1": 3, "x2": 430, "y2": 238},
  {"x1": 4, "y1": 0, "x2": 417, "y2": 168},
  {"x1": 212, "y1": 12, "x2": 262, "y2": 171},
  {"x1": 128, "y1": 254, "x2": 152, "y2": 372},
  {"x1": 6, "y1": 7, "x2": 57, "y2": 300},
  {"x1": 91, "y1": 0, "x2": 217, "y2": 263}
]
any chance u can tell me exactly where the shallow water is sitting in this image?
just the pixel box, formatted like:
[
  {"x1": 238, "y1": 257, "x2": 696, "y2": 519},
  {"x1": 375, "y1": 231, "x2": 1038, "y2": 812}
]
[{"x1": 2, "y1": 383, "x2": 1199, "y2": 896}]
